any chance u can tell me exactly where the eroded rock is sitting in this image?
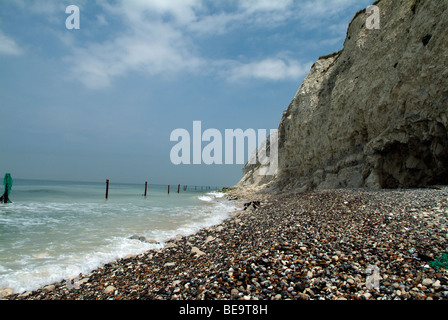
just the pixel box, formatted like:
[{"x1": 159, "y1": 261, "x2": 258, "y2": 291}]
[{"x1": 238, "y1": 0, "x2": 448, "y2": 191}]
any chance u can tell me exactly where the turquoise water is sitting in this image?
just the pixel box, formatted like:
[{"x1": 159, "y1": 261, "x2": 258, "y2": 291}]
[{"x1": 0, "y1": 179, "x2": 235, "y2": 294}]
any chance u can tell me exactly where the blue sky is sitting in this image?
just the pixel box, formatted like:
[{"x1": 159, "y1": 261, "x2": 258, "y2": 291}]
[{"x1": 0, "y1": 0, "x2": 372, "y2": 187}]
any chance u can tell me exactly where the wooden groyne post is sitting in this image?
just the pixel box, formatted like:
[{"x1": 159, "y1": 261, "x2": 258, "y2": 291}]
[
  {"x1": 105, "y1": 179, "x2": 109, "y2": 200},
  {"x1": 168, "y1": 185, "x2": 170, "y2": 194},
  {"x1": 177, "y1": 184, "x2": 180, "y2": 193},
  {"x1": 2, "y1": 186, "x2": 8, "y2": 204},
  {"x1": 144, "y1": 181, "x2": 148, "y2": 197}
]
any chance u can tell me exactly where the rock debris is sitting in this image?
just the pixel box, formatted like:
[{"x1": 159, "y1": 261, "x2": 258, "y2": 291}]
[{"x1": 6, "y1": 188, "x2": 448, "y2": 300}]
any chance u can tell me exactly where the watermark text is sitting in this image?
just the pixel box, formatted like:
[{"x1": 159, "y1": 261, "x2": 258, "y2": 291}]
[
  {"x1": 170, "y1": 121, "x2": 278, "y2": 175},
  {"x1": 66, "y1": 5, "x2": 80, "y2": 30}
]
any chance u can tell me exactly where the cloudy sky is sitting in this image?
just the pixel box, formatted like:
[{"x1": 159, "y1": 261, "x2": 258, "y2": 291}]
[{"x1": 0, "y1": 0, "x2": 372, "y2": 187}]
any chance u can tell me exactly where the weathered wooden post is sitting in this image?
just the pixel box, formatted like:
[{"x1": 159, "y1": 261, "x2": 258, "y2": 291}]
[
  {"x1": 177, "y1": 184, "x2": 180, "y2": 193},
  {"x1": 3, "y1": 185, "x2": 8, "y2": 204},
  {"x1": 144, "y1": 181, "x2": 148, "y2": 197},
  {"x1": 105, "y1": 179, "x2": 109, "y2": 200},
  {"x1": 168, "y1": 185, "x2": 170, "y2": 194}
]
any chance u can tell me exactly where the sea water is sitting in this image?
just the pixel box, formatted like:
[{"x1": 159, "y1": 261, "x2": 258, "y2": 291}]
[{"x1": 0, "y1": 179, "x2": 236, "y2": 294}]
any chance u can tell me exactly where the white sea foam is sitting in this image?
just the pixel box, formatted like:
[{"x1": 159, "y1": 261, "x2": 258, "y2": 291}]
[
  {"x1": 207, "y1": 191, "x2": 226, "y2": 198},
  {"x1": 199, "y1": 191, "x2": 226, "y2": 202},
  {"x1": 0, "y1": 181, "x2": 235, "y2": 294},
  {"x1": 198, "y1": 195, "x2": 213, "y2": 202}
]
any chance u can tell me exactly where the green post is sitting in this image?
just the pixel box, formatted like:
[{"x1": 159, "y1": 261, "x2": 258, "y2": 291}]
[{"x1": 2, "y1": 173, "x2": 12, "y2": 204}]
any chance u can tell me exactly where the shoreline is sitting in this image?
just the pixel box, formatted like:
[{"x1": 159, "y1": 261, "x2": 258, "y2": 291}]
[{"x1": 4, "y1": 187, "x2": 448, "y2": 300}]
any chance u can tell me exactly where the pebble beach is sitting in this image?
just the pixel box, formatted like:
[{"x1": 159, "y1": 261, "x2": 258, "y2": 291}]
[{"x1": 4, "y1": 187, "x2": 448, "y2": 301}]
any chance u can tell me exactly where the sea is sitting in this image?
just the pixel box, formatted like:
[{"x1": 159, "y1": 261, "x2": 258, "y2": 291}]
[{"x1": 0, "y1": 179, "x2": 236, "y2": 294}]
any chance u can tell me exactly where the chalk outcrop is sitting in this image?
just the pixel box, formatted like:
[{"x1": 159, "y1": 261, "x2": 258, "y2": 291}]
[{"x1": 238, "y1": 0, "x2": 448, "y2": 191}]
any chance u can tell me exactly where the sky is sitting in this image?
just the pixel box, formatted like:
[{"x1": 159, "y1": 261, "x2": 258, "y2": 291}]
[{"x1": 0, "y1": 0, "x2": 373, "y2": 187}]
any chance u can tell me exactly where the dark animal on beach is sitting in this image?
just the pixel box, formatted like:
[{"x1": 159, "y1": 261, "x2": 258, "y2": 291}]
[
  {"x1": 417, "y1": 252, "x2": 433, "y2": 262},
  {"x1": 243, "y1": 201, "x2": 261, "y2": 210}
]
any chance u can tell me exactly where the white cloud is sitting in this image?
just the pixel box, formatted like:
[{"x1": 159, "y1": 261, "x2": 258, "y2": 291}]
[
  {"x1": 106, "y1": 0, "x2": 202, "y2": 26},
  {"x1": 64, "y1": 0, "x2": 206, "y2": 88},
  {"x1": 66, "y1": 20, "x2": 204, "y2": 88},
  {"x1": 187, "y1": 11, "x2": 244, "y2": 36},
  {"x1": 0, "y1": 31, "x2": 23, "y2": 55},
  {"x1": 239, "y1": 0, "x2": 294, "y2": 13},
  {"x1": 65, "y1": 0, "x2": 300, "y2": 87},
  {"x1": 96, "y1": 14, "x2": 108, "y2": 26},
  {"x1": 64, "y1": 0, "x2": 367, "y2": 88},
  {"x1": 224, "y1": 57, "x2": 313, "y2": 82}
]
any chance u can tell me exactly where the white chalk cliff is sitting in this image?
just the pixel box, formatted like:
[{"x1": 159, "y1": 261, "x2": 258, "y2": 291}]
[{"x1": 238, "y1": 0, "x2": 448, "y2": 191}]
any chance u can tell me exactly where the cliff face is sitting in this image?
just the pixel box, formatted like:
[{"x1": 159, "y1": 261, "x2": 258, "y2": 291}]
[{"x1": 238, "y1": 0, "x2": 448, "y2": 191}]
